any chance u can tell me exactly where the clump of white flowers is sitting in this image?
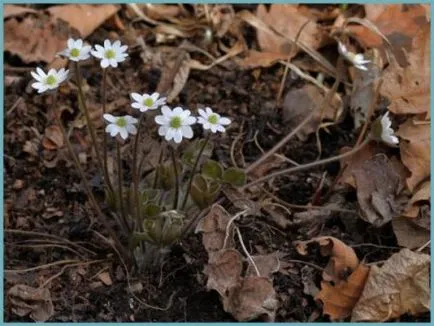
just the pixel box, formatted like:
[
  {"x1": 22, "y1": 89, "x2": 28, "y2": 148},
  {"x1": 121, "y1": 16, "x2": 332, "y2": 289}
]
[
  {"x1": 91, "y1": 40, "x2": 129, "y2": 69},
  {"x1": 155, "y1": 106, "x2": 197, "y2": 144},
  {"x1": 338, "y1": 42, "x2": 370, "y2": 71},
  {"x1": 197, "y1": 107, "x2": 231, "y2": 133},
  {"x1": 131, "y1": 92, "x2": 167, "y2": 112},
  {"x1": 59, "y1": 38, "x2": 91, "y2": 62},
  {"x1": 31, "y1": 67, "x2": 69, "y2": 93}
]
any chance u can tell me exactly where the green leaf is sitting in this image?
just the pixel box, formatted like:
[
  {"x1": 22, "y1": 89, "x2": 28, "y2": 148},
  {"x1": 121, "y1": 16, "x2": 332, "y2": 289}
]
[
  {"x1": 142, "y1": 203, "x2": 161, "y2": 218},
  {"x1": 202, "y1": 159, "x2": 223, "y2": 180},
  {"x1": 223, "y1": 168, "x2": 247, "y2": 186}
]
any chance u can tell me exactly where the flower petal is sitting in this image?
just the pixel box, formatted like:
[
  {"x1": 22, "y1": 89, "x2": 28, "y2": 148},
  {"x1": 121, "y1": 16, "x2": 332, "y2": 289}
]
[
  {"x1": 219, "y1": 117, "x2": 231, "y2": 125},
  {"x1": 205, "y1": 107, "x2": 213, "y2": 115},
  {"x1": 103, "y1": 114, "x2": 116, "y2": 123},
  {"x1": 181, "y1": 126, "x2": 193, "y2": 139},
  {"x1": 183, "y1": 116, "x2": 197, "y2": 125},
  {"x1": 173, "y1": 107, "x2": 183, "y2": 115},
  {"x1": 158, "y1": 125, "x2": 168, "y2": 136},
  {"x1": 155, "y1": 115, "x2": 169, "y2": 125},
  {"x1": 120, "y1": 128, "x2": 128, "y2": 140},
  {"x1": 198, "y1": 109, "x2": 207, "y2": 119},
  {"x1": 31, "y1": 70, "x2": 42, "y2": 81},
  {"x1": 104, "y1": 39, "x2": 111, "y2": 49},
  {"x1": 173, "y1": 129, "x2": 183, "y2": 143},
  {"x1": 101, "y1": 59, "x2": 110, "y2": 69},
  {"x1": 161, "y1": 105, "x2": 173, "y2": 117},
  {"x1": 67, "y1": 38, "x2": 74, "y2": 49}
]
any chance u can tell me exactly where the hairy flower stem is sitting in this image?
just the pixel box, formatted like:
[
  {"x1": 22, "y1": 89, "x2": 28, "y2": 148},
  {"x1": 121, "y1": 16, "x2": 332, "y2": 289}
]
[
  {"x1": 101, "y1": 69, "x2": 114, "y2": 194},
  {"x1": 181, "y1": 134, "x2": 210, "y2": 210},
  {"x1": 170, "y1": 147, "x2": 179, "y2": 210},
  {"x1": 116, "y1": 141, "x2": 130, "y2": 234},
  {"x1": 243, "y1": 138, "x2": 371, "y2": 189},
  {"x1": 132, "y1": 114, "x2": 146, "y2": 226},
  {"x1": 153, "y1": 146, "x2": 165, "y2": 189},
  {"x1": 73, "y1": 62, "x2": 104, "y2": 174},
  {"x1": 51, "y1": 92, "x2": 127, "y2": 259}
]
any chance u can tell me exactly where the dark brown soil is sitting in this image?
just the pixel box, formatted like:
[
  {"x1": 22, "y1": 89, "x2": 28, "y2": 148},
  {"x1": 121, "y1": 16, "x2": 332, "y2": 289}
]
[{"x1": 4, "y1": 5, "x2": 430, "y2": 322}]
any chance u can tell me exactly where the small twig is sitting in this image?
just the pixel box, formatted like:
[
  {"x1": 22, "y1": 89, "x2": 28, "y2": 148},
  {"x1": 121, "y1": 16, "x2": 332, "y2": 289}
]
[
  {"x1": 170, "y1": 146, "x2": 180, "y2": 210},
  {"x1": 5, "y1": 259, "x2": 81, "y2": 274},
  {"x1": 416, "y1": 240, "x2": 431, "y2": 252},
  {"x1": 235, "y1": 226, "x2": 260, "y2": 277},
  {"x1": 286, "y1": 259, "x2": 324, "y2": 271},
  {"x1": 223, "y1": 209, "x2": 249, "y2": 249}
]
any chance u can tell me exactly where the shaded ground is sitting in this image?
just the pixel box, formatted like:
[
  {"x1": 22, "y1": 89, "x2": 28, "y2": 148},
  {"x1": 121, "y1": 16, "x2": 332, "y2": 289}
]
[{"x1": 4, "y1": 4, "x2": 430, "y2": 322}]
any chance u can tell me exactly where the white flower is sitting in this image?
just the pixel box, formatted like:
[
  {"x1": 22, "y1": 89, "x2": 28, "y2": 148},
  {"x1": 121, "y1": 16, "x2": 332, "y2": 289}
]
[
  {"x1": 155, "y1": 106, "x2": 196, "y2": 143},
  {"x1": 380, "y1": 112, "x2": 399, "y2": 146},
  {"x1": 130, "y1": 92, "x2": 166, "y2": 112},
  {"x1": 104, "y1": 114, "x2": 138, "y2": 140},
  {"x1": 30, "y1": 67, "x2": 69, "y2": 93},
  {"x1": 338, "y1": 42, "x2": 370, "y2": 71},
  {"x1": 197, "y1": 107, "x2": 231, "y2": 133},
  {"x1": 91, "y1": 40, "x2": 128, "y2": 69},
  {"x1": 59, "y1": 38, "x2": 91, "y2": 61}
]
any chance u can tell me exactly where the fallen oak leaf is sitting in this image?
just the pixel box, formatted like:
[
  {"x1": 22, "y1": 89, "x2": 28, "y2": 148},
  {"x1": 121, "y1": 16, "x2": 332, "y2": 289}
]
[
  {"x1": 294, "y1": 236, "x2": 359, "y2": 284},
  {"x1": 402, "y1": 180, "x2": 430, "y2": 218},
  {"x1": 8, "y1": 284, "x2": 54, "y2": 322},
  {"x1": 396, "y1": 118, "x2": 430, "y2": 192},
  {"x1": 392, "y1": 215, "x2": 430, "y2": 250},
  {"x1": 351, "y1": 248, "x2": 430, "y2": 321},
  {"x1": 4, "y1": 4, "x2": 37, "y2": 19},
  {"x1": 316, "y1": 263, "x2": 370, "y2": 321},
  {"x1": 223, "y1": 276, "x2": 278, "y2": 322},
  {"x1": 42, "y1": 125, "x2": 64, "y2": 150}
]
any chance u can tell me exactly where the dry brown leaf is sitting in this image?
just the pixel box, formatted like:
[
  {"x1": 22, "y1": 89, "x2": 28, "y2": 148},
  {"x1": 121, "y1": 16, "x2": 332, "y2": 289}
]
[
  {"x1": 98, "y1": 272, "x2": 113, "y2": 286},
  {"x1": 143, "y1": 4, "x2": 181, "y2": 20},
  {"x1": 238, "y1": 50, "x2": 289, "y2": 69},
  {"x1": 47, "y1": 4, "x2": 120, "y2": 38},
  {"x1": 403, "y1": 180, "x2": 431, "y2": 218},
  {"x1": 210, "y1": 5, "x2": 236, "y2": 38},
  {"x1": 204, "y1": 249, "x2": 243, "y2": 297},
  {"x1": 316, "y1": 264, "x2": 370, "y2": 321},
  {"x1": 195, "y1": 204, "x2": 234, "y2": 252},
  {"x1": 353, "y1": 154, "x2": 407, "y2": 227},
  {"x1": 5, "y1": 16, "x2": 70, "y2": 63},
  {"x1": 396, "y1": 118, "x2": 430, "y2": 192},
  {"x1": 4, "y1": 4, "x2": 37, "y2": 18},
  {"x1": 42, "y1": 125, "x2": 64, "y2": 150},
  {"x1": 282, "y1": 84, "x2": 342, "y2": 141},
  {"x1": 338, "y1": 142, "x2": 388, "y2": 188},
  {"x1": 294, "y1": 236, "x2": 359, "y2": 283},
  {"x1": 392, "y1": 215, "x2": 430, "y2": 249},
  {"x1": 256, "y1": 4, "x2": 326, "y2": 56},
  {"x1": 380, "y1": 23, "x2": 430, "y2": 116},
  {"x1": 8, "y1": 284, "x2": 54, "y2": 322},
  {"x1": 352, "y1": 249, "x2": 430, "y2": 321},
  {"x1": 246, "y1": 253, "x2": 281, "y2": 278},
  {"x1": 223, "y1": 276, "x2": 278, "y2": 322},
  {"x1": 349, "y1": 4, "x2": 429, "y2": 67}
]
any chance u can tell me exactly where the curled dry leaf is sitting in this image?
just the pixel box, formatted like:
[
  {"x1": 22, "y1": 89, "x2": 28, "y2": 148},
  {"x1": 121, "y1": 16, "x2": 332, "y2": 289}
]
[
  {"x1": 396, "y1": 118, "x2": 430, "y2": 192},
  {"x1": 203, "y1": 249, "x2": 243, "y2": 297},
  {"x1": 352, "y1": 249, "x2": 430, "y2": 321},
  {"x1": 8, "y1": 284, "x2": 54, "y2": 322},
  {"x1": 294, "y1": 236, "x2": 359, "y2": 284},
  {"x1": 223, "y1": 276, "x2": 278, "y2": 322},
  {"x1": 282, "y1": 84, "x2": 343, "y2": 141},
  {"x1": 392, "y1": 215, "x2": 430, "y2": 250},
  {"x1": 42, "y1": 125, "x2": 64, "y2": 150},
  {"x1": 380, "y1": 23, "x2": 430, "y2": 116},
  {"x1": 195, "y1": 204, "x2": 234, "y2": 252},
  {"x1": 246, "y1": 253, "x2": 281, "y2": 278},
  {"x1": 4, "y1": 4, "x2": 37, "y2": 19},
  {"x1": 402, "y1": 180, "x2": 430, "y2": 218},
  {"x1": 352, "y1": 154, "x2": 407, "y2": 227},
  {"x1": 316, "y1": 264, "x2": 370, "y2": 321},
  {"x1": 349, "y1": 4, "x2": 429, "y2": 67},
  {"x1": 256, "y1": 4, "x2": 326, "y2": 56},
  {"x1": 238, "y1": 50, "x2": 288, "y2": 69}
]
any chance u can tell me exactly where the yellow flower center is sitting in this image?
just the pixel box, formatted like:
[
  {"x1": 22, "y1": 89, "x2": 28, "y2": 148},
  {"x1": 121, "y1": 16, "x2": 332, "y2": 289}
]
[
  {"x1": 70, "y1": 48, "x2": 80, "y2": 57},
  {"x1": 45, "y1": 75, "x2": 57, "y2": 86},
  {"x1": 104, "y1": 49, "x2": 116, "y2": 59},
  {"x1": 143, "y1": 98, "x2": 154, "y2": 107},
  {"x1": 170, "y1": 116, "x2": 182, "y2": 129},
  {"x1": 116, "y1": 117, "x2": 127, "y2": 127},
  {"x1": 208, "y1": 114, "x2": 219, "y2": 125}
]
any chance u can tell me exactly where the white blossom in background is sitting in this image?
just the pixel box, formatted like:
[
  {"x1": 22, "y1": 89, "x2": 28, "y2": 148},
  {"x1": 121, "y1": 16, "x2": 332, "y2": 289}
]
[
  {"x1": 59, "y1": 38, "x2": 91, "y2": 61},
  {"x1": 31, "y1": 67, "x2": 69, "y2": 93},
  {"x1": 154, "y1": 106, "x2": 196, "y2": 143},
  {"x1": 130, "y1": 92, "x2": 167, "y2": 112},
  {"x1": 197, "y1": 107, "x2": 231, "y2": 133},
  {"x1": 104, "y1": 114, "x2": 138, "y2": 140},
  {"x1": 91, "y1": 40, "x2": 128, "y2": 69},
  {"x1": 338, "y1": 42, "x2": 370, "y2": 71},
  {"x1": 380, "y1": 112, "x2": 399, "y2": 146}
]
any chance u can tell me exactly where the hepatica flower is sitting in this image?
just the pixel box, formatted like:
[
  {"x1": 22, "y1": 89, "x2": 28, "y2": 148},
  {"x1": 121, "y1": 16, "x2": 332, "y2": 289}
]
[
  {"x1": 104, "y1": 114, "x2": 138, "y2": 140},
  {"x1": 155, "y1": 106, "x2": 196, "y2": 143},
  {"x1": 338, "y1": 42, "x2": 370, "y2": 71},
  {"x1": 131, "y1": 92, "x2": 167, "y2": 112},
  {"x1": 371, "y1": 112, "x2": 399, "y2": 147},
  {"x1": 197, "y1": 107, "x2": 231, "y2": 133},
  {"x1": 59, "y1": 38, "x2": 91, "y2": 61},
  {"x1": 91, "y1": 40, "x2": 128, "y2": 69},
  {"x1": 31, "y1": 67, "x2": 69, "y2": 93}
]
